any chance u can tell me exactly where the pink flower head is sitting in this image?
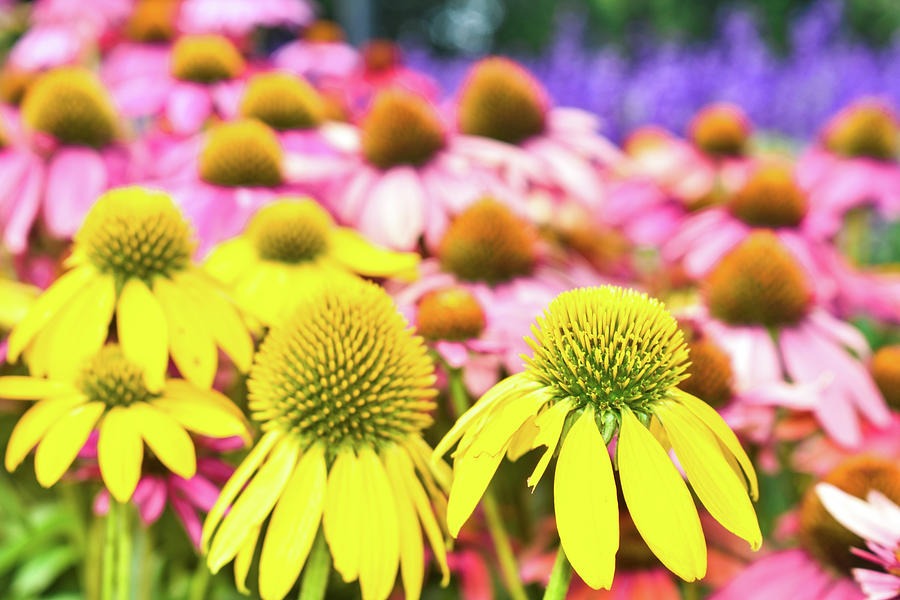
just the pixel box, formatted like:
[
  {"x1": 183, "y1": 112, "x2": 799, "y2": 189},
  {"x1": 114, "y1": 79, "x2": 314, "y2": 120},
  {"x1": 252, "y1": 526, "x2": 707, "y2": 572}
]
[
  {"x1": 318, "y1": 88, "x2": 513, "y2": 251},
  {"x1": 699, "y1": 231, "x2": 889, "y2": 448},
  {"x1": 177, "y1": 0, "x2": 313, "y2": 38},
  {"x1": 452, "y1": 56, "x2": 624, "y2": 212},
  {"x1": 798, "y1": 98, "x2": 900, "y2": 241},
  {"x1": 272, "y1": 20, "x2": 359, "y2": 84},
  {"x1": 0, "y1": 67, "x2": 132, "y2": 254}
]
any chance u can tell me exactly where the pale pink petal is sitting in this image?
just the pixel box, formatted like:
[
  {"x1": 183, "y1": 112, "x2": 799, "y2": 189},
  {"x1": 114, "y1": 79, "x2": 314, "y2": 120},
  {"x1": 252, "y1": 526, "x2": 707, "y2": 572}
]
[
  {"x1": 1, "y1": 155, "x2": 44, "y2": 254},
  {"x1": 358, "y1": 166, "x2": 426, "y2": 250},
  {"x1": 166, "y1": 83, "x2": 213, "y2": 135},
  {"x1": 43, "y1": 147, "x2": 108, "y2": 238}
]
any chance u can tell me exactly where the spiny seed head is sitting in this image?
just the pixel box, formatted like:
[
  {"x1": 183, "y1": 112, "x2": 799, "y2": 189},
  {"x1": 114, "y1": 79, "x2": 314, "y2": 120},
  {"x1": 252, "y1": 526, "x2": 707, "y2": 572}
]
[
  {"x1": 248, "y1": 279, "x2": 437, "y2": 452},
  {"x1": 171, "y1": 34, "x2": 245, "y2": 83},
  {"x1": 21, "y1": 67, "x2": 119, "y2": 148},
  {"x1": 362, "y1": 40, "x2": 402, "y2": 72},
  {"x1": 800, "y1": 456, "x2": 900, "y2": 574},
  {"x1": 458, "y1": 57, "x2": 548, "y2": 145},
  {"x1": 823, "y1": 99, "x2": 900, "y2": 161},
  {"x1": 76, "y1": 186, "x2": 194, "y2": 285},
  {"x1": 525, "y1": 286, "x2": 690, "y2": 414},
  {"x1": 680, "y1": 338, "x2": 734, "y2": 409},
  {"x1": 246, "y1": 198, "x2": 332, "y2": 263},
  {"x1": 239, "y1": 72, "x2": 326, "y2": 131},
  {"x1": 439, "y1": 198, "x2": 537, "y2": 285},
  {"x1": 77, "y1": 345, "x2": 157, "y2": 407},
  {"x1": 126, "y1": 0, "x2": 179, "y2": 42},
  {"x1": 704, "y1": 231, "x2": 812, "y2": 327},
  {"x1": 623, "y1": 125, "x2": 672, "y2": 157},
  {"x1": 871, "y1": 345, "x2": 900, "y2": 410},
  {"x1": 416, "y1": 286, "x2": 486, "y2": 341},
  {"x1": 303, "y1": 20, "x2": 345, "y2": 43},
  {"x1": 199, "y1": 119, "x2": 284, "y2": 187},
  {"x1": 728, "y1": 162, "x2": 807, "y2": 228},
  {"x1": 689, "y1": 103, "x2": 751, "y2": 158},
  {"x1": 361, "y1": 90, "x2": 446, "y2": 170},
  {"x1": 0, "y1": 67, "x2": 36, "y2": 105}
]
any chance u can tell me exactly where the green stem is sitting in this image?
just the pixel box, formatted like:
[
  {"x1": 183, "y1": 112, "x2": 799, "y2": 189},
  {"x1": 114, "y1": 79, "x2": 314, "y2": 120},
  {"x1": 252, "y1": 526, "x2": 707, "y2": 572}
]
[
  {"x1": 102, "y1": 501, "x2": 117, "y2": 600},
  {"x1": 116, "y1": 501, "x2": 132, "y2": 600},
  {"x1": 187, "y1": 559, "x2": 210, "y2": 600},
  {"x1": 542, "y1": 547, "x2": 572, "y2": 600},
  {"x1": 448, "y1": 369, "x2": 528, "y2": 600},
  {"x1": 298, "y1": 529, "x2": 331, "y2": 600}
]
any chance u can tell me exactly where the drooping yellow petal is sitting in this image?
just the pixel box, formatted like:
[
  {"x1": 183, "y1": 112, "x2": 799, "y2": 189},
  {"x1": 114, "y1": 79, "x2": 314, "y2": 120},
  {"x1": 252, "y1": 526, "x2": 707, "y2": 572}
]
[
  {"x1": 358, "y1": 446, "x2": 400, "y2": 600},
  {"x1": 655, "y1": 401, "x2": 761, "y2": 549},
  {"x1": 446, "y1": 440, "x2": 509, "y2": 537},
  {"x1": 164, "y1": 379, "x2": 247, "y2": 424},
  {"x1": 6, "y1": 395, "x2": 87, "y2": 471},
  {"x1": 178, "y1": 271, "x2": 254, "y2": 372},
  {"x1": 208, "y1": 435, "x2": 300, "y2": 573},
  {"x1": 43, "y1": 274, "x2": 116, "y2": 380},
  {"x1": 203, "y1": 430, "x2": 281, "y2": 550},
  {"x1": 387, "y1": 445, "x2": 449, "y2": 585},
  {"x1": 203, "y1": 238, "x2": 256, "y2": 285},
  {"x1": 130, "y1": 403, "x2": 196, "y2": 479},
  {"x1": 153, "y1": 277, "x2": 217, "y2": 389},
  {"x1": 618, "y1": 408, "x2": 706, "y2": 582},
  {"x1": 152, "y1": 397, "x2": 248, "y2": 441},
  {"x1": 7, "y1": 265, "x2": 95, "y2": 361},
  {"x1": 98, "y1": 406, "x2": 144, "y2": 503},
  {"x1": 0, "y1": 278, "x2": 39, "y2": 331},
  {"x1": 553, "y1": 407, "x2": 618, "y2": 590},
  {"x1": 671, "y1": 389, "x2": 758, "y2": 500},
  {"x1": 34, "y1": 402, "x2": 105, "y2": 488},
  {"x1": 259, "y1": 444, "x2": 327, "y2": 600},
  {"x1": 117, "y1": 278, "x2": 168, "y2": 391},
  {"x1": 527, "y1": 399, "x2": 573, "y2": 489},
  {"x1": 382, "y1": 447, "x2": 425, "y2": 600},
  {"x1": 506, "y1": 417, "x2": 539, "y2": 461},
  {"x1": 329, "y1": 228, "x2": 420, "y2": 280},
  {"x1": 234, "y1": 525, "x2": 261, "y2": 594},
  {"x1": 323, "y1": 448, "x2": 363, "y2": 582},
  {"x1": 0, "y1": 376, "x2": 75, "y2": 399},
  {"x1": 465, "y1": 389, "x2": 545, "y2": 459}
]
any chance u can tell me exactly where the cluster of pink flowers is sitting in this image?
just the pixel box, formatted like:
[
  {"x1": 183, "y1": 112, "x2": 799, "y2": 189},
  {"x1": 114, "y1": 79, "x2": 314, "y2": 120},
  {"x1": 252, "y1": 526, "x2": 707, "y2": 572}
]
[{"x1": 3, "y1": 1, "x2": 900, "y2": 599}]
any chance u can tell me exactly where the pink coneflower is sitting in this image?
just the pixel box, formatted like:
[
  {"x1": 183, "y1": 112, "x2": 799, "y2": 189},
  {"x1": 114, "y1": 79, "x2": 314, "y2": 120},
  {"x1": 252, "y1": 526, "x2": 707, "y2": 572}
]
[
  {"x1": 797, "y1": 98, "x2": 900, "y2": 241},
  {"x1": 818, "y1": 481, "x2": 900, "y2": 600},
  {"x1": 102, "y1": 33, "x2": 246, "y2": 134},
  {"x1": 0, "y1": 67, "x2": 132, "y2": 253},
  {"x1": 698, "y1": 231, "x2": 889, "y2": 447},
  {"x1": 30, "y1": 0, "x2": 131, "y2": 39},
  {"x1": 272, "y1": 20, "x2": 359, "y2": 84},
  {"x1": 451, "y1": 57, "x2": 623, "y2": 211},
  {"x1": 176, "y1": 0, "x2": 313, "y2": 38},
  {"x1": 715, "y1": 456, "x2": 900, "y2": 600},
  {"x1": 320, "y1": 88, "x2": 511, "y2": 251},
  {"x1": 6, "y1": 23, "x2": 87, "y2": 75}
]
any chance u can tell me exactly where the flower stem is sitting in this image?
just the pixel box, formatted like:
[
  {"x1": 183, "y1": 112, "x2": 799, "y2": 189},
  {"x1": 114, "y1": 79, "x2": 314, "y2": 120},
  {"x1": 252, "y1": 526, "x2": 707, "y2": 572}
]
[
  {"x1": 298, "y1": 529, "x2": 331, "y2": 600},
  {"x1": 447, "y1": 368, "x2": 528, "y2": 600},
  {"x1": 542, "y1": 547, "x2": 572, "y2": 600},
  {"x1": 116, "y1": 501, "x2": 132, "y2": 600},
  {"x1": 102, "y1": 501, "x2": 117, "y2": 600}
]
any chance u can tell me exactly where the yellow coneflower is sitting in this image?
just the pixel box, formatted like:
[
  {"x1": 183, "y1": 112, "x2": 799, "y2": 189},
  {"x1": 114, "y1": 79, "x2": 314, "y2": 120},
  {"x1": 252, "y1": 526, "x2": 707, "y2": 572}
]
[
  {"x1": 239, "y1": 72, "x2": 326, "y2": 131},
  {"x1": 204, "y1": 198, "x2": 419, "y2": 326},
  {"x1": 7, "y1": 186, "x2": 253, "y2": 389},
  {"x1": 203, "y1": 279, "x2": 449, "y2": 600},
  {"x1": 436, "y1": 285, "x2": 760, "y2": 590},
  {"x1": 170, "y1": 34, "x2": 245, "y2": 84},
  {"x1": 0, "y1": 344, "x2": 248, "y2": 501}
]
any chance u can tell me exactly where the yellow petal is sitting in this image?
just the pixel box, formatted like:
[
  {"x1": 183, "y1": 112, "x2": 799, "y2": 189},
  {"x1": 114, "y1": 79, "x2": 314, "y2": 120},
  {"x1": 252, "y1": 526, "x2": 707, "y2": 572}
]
[
  {"x1": 671, "y1": 389, "x2": 758, "y2": 500},
  {"x1": 329, "y1": 228, "x2": 420, "y2": 280},
  {"x1": 527, "y1": 399, "x2": 573, "y2": 489},
  {"x1": 0, "y1": 376, "x2": 75, "y2": 399},
  {"x1": 98, "y1": 406, "x2": 144, "y2": 503},
  {"x1": 506, "y1": 416, "x2": 539, "y2": 461},
  {"x1": 323, "y1": 448, "x2": 363, "y2": 582},
  {"x1": 234, "y1": 525, "x2": 261, "y2": 594},
  {"x1": 7, "y1": 266, "x2": 95, "y2": 361},
  {"x1": 0, "y1": 278, "x2": 39, "y2": 331},
  {"x1": 358, "y1": 446, "x2": 400, "y2": 600},
  {"x1": 153, "y1": 277, "x2": 217, "y2": 389},
  {"x1": 208, "y1": 435, "x2": 300, "y2": 573},
  {"x1": 34, "y1": 402, "x2": 105, "y2": 488},
  {"x1": 44, "y1": 274, "x2": 116, "y2": 380},
  {"x1": 152, "y1": 397, "x2": 248, "y2": 441},
  {"x1": 618, "y1": 408, "x2": 706, "y2": 582},
  {"x1": 117, "y1": 278, "x2": 168, "y2": 391},
  {"x1": 203, "y1": 430, "x2": 281, "y2": 550},
  {"x1": 177, "y1": 271, "x2": 254, "y2": 372},
  {"x1": 386, "y1": 445, "x2": 449, "y2": 586},
  {"x1": 130, "y1": 403, "x2": 196, "y2": 479},
  {"x1": 203, "y1": 238, "x2": 256, "y2": 285},
  {"x1": 6, "y1": 395, "x2": 86, "y2": 471},
  {"x1": 553, "y1": 407, "x2": 618, "y2": 590},
  {"x1": 259, "y1": 444, "x2": 327, "y2": 600},
  {"x1": 381, "y1": 447, "x2": 425, "y2": 600},
  {"x1": 164, "y1": 379, "x2": 247, "y2": 424},
  {"x1": 656, "y1": 401, "x2": 761, "y2": 550},
  {"x1": 446, "y1": 440, "x2": 508, "y2": 537},
  {"x1": 465, "y1": 389, "x2": 545, "y2": 459}
]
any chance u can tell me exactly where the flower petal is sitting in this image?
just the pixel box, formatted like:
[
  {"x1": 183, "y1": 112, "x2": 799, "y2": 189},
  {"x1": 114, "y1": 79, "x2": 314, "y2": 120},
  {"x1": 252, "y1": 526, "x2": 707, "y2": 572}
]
[
  {"x1": 117, "y1": 278, "x2": 168, "y2": 391},
  {"x1": 234, "y1": 525, "x2": 261, "y2": 594},
  {"x1": 131, "y1": 403, "x2": 196, "y2": 479},
  {"x1": 358, "y1": 446, "x2": 400, "y2": 600},
  {"x1": 446, "y1": 440, "x2": 508, "y2": 537},
  {"x1": 383, "y1": 447, "x2": 425, "y2": 600},
  {"x1": 329, "y1": 228, "x2": 420, "y2": 280},
  {"x1": 98, "y1": 406, "x2": 144, "y2": 503},
  {"x1": 0, "y1": 376, "x2": 75, "y2": 399},
  {"x1": 527, "y1": 399, "x2": 573, "y2": 489},
  {"x1": 323, "y1": 448, "x2": 363, "y2": 582},
  {"x1": 34, "y1": 402, "x2": 105, "y2": 488},
  {"x1": 153, "y1": 277, "x2": 217, "y2": 389},
  {"x1": 6, "y1": 395, "x2": 86, "y2": 470},
  {"x1": 152, "y1": 396, "x2": 247, "y2": 440}
]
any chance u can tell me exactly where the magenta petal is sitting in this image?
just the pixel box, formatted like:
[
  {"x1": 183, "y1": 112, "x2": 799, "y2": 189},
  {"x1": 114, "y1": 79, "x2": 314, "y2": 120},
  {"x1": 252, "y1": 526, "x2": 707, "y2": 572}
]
[
  {"x1": 171, "y1": 475, "x2": 221, "y2": 512},
  {"x1": 94, "y1": 490, "x2": 110, "y2": 516},
  {"x1": 170, "y1": 495, "x2": 203, "y2": 549},
  {"x1": 2, "y1": 156, "x2": 44, "y2": 254},
  {"x1": 166, "y1": 83, "x2": 213, "y2": 135},
  {"x1": 43, "y1": 148, "x2": 108, "y2": 238},
  {"x1": 139, "y1": 478, "x2": 168, "y2": 524}
]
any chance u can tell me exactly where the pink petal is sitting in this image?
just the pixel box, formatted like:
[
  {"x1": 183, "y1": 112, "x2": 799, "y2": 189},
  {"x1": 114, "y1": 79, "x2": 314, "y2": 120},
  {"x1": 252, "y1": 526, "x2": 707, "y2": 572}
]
[
  {"x1": 358, "y1": 166, "x2": 425, "y2": 250},
  {"x1": 43, "y1": 147, "x2": 108, "y2": 238},
  {"x1": 166, "y1": 83, "x2": 213, "y2": 135},
  {"x1": 2, "y1": 155, "x2": 44, "y2": 253}
]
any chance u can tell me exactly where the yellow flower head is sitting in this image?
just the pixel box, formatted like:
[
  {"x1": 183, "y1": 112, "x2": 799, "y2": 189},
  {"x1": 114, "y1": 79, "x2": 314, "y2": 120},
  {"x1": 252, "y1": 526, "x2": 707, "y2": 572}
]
[
  {"x1": 204, "y1": 198, "x2": 419, "y2": 327},
  {"x1": 435, "y1": 285, "x2": 760, "y2": 589},
  {"x1": 871, "y1": 345, "x2": 900, "y2": 410},
  {"x1": 199, "y1": 119, "x2": 285, "y2": 187},
  {"x1": 171, "y1": 34, "x2": 245, "y2": 83},
  {"x1": 361, "y1": 90, "x2": 446, "y2": 170},
  {"x1": 0, "y1": 344, "x2": 248, "y2": 501},
  {"x1": 823, "y1": 99, "x2": 900, "y2": 160},
  {"x1": 688, "y1": 103, "x2": 751, "y2": 158},
  {"x1": 728, "y1": 161, "x2": 807, "y2": 228},
  {"x1": 7, "y1": 187, "x2": 253, "y2": 390},
  {"x1": 126, "y1": 0, "x2": 179, "y2": 43},
  {"x1": 239, "y1": 72, "x2": 326, "y2": 131},
  {"x1": 203, "y1": 279, "x2": 449, "y2": 600}
]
